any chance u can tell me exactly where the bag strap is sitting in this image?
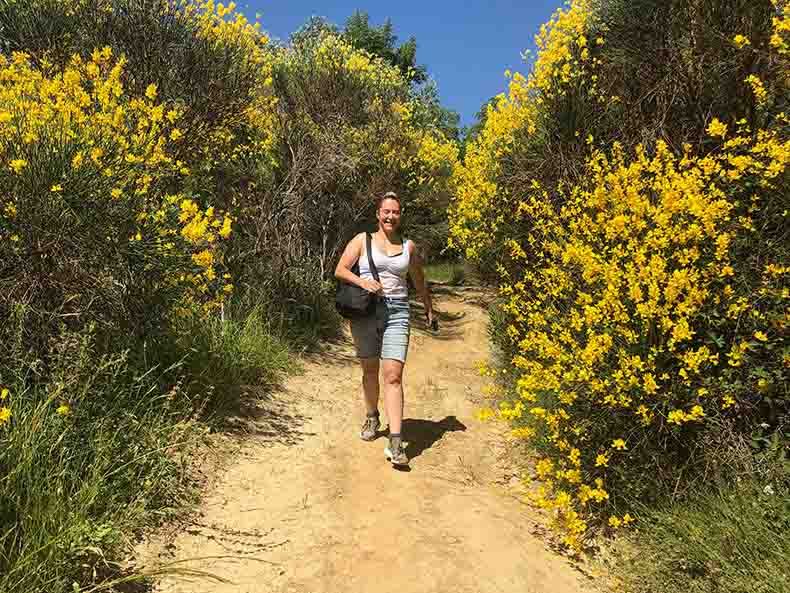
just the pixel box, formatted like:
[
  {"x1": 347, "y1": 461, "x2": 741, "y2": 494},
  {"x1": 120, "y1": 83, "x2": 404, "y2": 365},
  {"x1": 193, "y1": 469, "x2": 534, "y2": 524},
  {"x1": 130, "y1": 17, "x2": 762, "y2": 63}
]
[{"x1": 366, "y1": 233, "x2": 381, "y2": 283}]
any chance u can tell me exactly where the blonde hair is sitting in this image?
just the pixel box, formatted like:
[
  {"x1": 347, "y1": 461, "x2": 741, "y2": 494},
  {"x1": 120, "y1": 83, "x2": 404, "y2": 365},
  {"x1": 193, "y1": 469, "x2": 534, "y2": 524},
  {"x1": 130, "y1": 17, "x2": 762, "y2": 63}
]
[{"x1": 376, "y1": 191, "x2": 401, "y2": 210}]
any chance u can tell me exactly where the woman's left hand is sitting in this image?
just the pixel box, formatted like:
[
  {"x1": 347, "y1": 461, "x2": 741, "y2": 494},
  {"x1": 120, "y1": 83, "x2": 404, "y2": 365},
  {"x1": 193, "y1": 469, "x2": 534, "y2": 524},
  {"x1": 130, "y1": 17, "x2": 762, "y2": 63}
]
[{"x1": 425, "y1": 310, "x2": 437, "y2": 331}]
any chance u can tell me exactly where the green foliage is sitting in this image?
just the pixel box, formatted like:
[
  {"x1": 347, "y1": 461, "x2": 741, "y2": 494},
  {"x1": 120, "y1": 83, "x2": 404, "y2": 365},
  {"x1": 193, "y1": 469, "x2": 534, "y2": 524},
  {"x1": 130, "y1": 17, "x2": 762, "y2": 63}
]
[
  {"x1": 462, "y1": 95, "x2": 499, "y2": 150},
  {"x1": 168, "y1": 303, "x2": 293, "y2": 404},
  {"x1": 342, "y1": 10, "x2": 428, "y2": 84},
  {"x1": 289, "y1": 15, "x2": 338, "y2": 46},
  {"x1": 0, "y1": 326, "x2": 201, "y2": 593},
  {"x1": 423, "y1": 261, "x2": 466, "y2": 286},
  {"x1": 410, "y1": 80, "x2": 462, "y2": 142},
  {"x1": 613, "y1": 479, "x2": 790, "y2": 593}
]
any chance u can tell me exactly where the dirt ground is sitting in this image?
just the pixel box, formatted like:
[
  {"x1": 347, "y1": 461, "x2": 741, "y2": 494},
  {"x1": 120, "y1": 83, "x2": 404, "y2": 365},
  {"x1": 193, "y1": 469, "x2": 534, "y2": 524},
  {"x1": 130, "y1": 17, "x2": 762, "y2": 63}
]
[{"x1": 137, "y1": 287, "x2": 594, "y2": 593}]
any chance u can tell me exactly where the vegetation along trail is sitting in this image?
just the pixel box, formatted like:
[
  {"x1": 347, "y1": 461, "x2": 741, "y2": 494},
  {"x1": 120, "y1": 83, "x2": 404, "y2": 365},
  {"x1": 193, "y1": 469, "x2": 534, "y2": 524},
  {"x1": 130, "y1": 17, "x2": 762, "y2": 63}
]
[{"x1": 139, "y1": 287, "x2": 589, "y2": 593}]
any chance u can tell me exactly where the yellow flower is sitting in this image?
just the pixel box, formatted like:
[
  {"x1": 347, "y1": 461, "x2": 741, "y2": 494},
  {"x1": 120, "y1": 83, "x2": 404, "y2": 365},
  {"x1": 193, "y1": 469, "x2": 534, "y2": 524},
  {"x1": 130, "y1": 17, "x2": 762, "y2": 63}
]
[
  {"x1": 608, "y1": 516, "x2": 622, "y2": 529},
  {"x1": 477, "y1": 408, "x2": 495, "y2": 421},
  {"x1": 0, "y1": 406, "x2": 11, "y2": 425},
  {"x1": 192, "y1": 249, "x2": 214, "y2": 268},
  {"x1": 56, "y1": 404, "x2": 71, "y2": 416},
  {"x1": 667, "y1": 410, "x2": 687, "y2": 425},
  {"x1": 754, "y1": 331, "x2": 768, "y2": 342},
  {"x1": 745, "y1": 75, "x2": 768, "y2": 103},
  {"x1": 219, "y1": 216, "x2": 232, "y2": 239},
  {"x1": 706, "y1": 118, "x2": 728, "y2": 138},
  {"x1": 643, "y1": 373, "x2": 658, "y2": 394},
  {"x1": 0, "y1": 388, "x2": 8, "y2": 400},
  {"x1": 733, "y1": 34, "x2": 751, "y2": 49},
  {"x1": 9, "y1": 159, "x2": 27, "y2": 173},
  {"x1": 611, "y1": 439, "x2": 627, "y2": 451},
  {"x1": 111, "y1": 188, "x2": 122, "y2": 199},
  {"x1": 145, "y1": 83, "x2": 158, "y2": 100},
  {"x1": 595, "y1": 453, "x2": 609, "y2": 467},
  {"x1": 50, "y1": 184, "x2": 63, "y2": 192}
]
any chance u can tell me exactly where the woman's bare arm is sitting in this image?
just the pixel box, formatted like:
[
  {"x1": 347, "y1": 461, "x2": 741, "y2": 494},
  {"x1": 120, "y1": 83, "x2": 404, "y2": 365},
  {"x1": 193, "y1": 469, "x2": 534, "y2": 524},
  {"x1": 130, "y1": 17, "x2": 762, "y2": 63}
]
[
  {"x1": 335, "y1": 234, "x2": 382, "y2": 293},
  {"x1": 408, "y1": 241, "x2": 434, "y2": 324}
]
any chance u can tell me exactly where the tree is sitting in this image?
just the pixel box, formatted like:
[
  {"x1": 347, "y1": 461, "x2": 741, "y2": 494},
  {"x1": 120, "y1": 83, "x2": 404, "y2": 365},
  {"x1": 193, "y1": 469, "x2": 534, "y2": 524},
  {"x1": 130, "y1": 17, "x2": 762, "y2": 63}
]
[
  {"x1": 342, "y1": 10, "x2": 428, "y2": 84},
  {"x1": 458, "y1": 95, "x2": 499, "y2": 158},
  {"x1": 410, "y1": 80, "x2": 461, "y2": 142},
  {"x1": 290, "y1": 15, "x2": 337, "y2": 47}
]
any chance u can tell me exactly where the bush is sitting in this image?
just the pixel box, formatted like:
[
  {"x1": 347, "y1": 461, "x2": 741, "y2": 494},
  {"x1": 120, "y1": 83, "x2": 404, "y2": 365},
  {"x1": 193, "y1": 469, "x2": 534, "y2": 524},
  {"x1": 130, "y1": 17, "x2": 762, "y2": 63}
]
[
  {"x1": 453, "y1": 0, "x2": 790, "y2": 552},
  {"x1": 168, "y1": 303, "x2": 292, "y2": 407},
  {"x1": 0, "y1": 51, "x2": 232, "y2": 363},
  {"x1": 0, "y1": 3, "x2": 282, "y2": 589}
]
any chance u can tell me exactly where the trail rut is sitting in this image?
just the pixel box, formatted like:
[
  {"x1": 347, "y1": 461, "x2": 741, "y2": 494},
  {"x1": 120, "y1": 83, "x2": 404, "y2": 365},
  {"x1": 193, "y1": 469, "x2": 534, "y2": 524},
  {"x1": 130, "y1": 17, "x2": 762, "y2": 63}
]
[{"x1": 139, "y1": 287, "x2": 592, "y2": 593}]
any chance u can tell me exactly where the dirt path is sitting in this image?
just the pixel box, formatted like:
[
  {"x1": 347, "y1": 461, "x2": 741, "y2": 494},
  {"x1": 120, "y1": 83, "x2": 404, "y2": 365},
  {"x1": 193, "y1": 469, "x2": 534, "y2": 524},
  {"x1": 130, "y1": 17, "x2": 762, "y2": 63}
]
[{"x1": 139, "y1": 288, "x2": 591, "y2": 593}]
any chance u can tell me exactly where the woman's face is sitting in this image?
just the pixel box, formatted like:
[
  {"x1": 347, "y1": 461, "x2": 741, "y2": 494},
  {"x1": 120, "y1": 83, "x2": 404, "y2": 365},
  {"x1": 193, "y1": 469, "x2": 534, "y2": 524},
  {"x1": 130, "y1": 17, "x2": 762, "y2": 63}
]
[{"x1": 377, "y1": 198, "x2": 401, "y2": 233}]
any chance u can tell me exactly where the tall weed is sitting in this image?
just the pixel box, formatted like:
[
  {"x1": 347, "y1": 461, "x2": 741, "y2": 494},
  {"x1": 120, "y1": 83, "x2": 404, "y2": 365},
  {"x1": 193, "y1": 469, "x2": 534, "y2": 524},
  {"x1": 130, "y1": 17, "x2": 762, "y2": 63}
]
[
  {"x1": 0, "y1": 329, "x2": 202, "y2": 593},
  {"x1": 612, "y1": 480, "x2": 790, "y2": 593}
]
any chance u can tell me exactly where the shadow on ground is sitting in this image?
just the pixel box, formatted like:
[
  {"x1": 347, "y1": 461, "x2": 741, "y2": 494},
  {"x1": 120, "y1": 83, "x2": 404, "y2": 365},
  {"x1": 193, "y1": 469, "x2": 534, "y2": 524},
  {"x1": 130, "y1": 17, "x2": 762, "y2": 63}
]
[
  {"x1": 214, "y1": 386, "x2": 315, "y2": 445},
  {"x1": 402, "y1": 415, "x2": 467, "y2": 460}
]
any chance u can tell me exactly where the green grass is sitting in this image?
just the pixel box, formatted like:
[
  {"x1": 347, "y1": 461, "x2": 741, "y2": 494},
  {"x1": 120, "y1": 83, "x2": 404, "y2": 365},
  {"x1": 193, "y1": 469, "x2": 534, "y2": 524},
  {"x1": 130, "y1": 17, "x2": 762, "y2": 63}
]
[
  {"x1": 611, "y1": 480, "x2": 790, "y2": 593},
  {"x1": 0, "y1": 305, "x2": 295, "y2": 592},
  {"x1": 423, "y1": 261, "x2": 466, "y2": 285},
  {"x1": 0, "y1": 349, "x2": 199, "y2": 592},
  {"x1": 171, "y1": 304, "x2": 293, "y2": 404}
]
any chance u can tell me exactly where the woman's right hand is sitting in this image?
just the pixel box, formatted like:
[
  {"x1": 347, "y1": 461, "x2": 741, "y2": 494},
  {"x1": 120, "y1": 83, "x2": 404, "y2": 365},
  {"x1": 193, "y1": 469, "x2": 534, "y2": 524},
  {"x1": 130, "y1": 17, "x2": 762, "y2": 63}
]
[{"x1": 360, "y1": 279, "x2": 383, "y2": 294}]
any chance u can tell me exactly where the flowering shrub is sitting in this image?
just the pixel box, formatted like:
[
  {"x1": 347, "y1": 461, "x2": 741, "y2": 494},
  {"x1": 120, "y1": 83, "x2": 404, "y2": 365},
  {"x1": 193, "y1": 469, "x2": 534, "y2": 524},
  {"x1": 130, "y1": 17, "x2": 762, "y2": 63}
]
[
  {"x1": 241, "y1": 29, "x2": 458, "y2": 297},
  {"x1": 0, "y1": 49, "x2": 232, "y2": 358},
  {"x1": 0, "y1": 3, "x2": 458, "y2": 588},
  {"x1": 452, "y1": 0, "x2": 789, "y2": 551}
]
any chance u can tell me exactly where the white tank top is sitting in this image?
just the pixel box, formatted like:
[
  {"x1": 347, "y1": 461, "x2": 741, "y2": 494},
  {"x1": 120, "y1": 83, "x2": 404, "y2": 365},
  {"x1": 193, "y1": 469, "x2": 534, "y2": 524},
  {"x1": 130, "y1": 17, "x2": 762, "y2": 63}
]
[{"x1": 358, "y1": 235, "x2": 411, "y2": 299}]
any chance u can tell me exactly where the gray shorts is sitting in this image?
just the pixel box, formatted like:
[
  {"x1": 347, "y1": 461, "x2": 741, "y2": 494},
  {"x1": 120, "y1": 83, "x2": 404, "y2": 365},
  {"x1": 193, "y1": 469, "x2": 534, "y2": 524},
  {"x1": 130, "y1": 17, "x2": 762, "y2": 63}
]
[{"x1": 351, "y1": 297, "x2": 410, "y2": 363}]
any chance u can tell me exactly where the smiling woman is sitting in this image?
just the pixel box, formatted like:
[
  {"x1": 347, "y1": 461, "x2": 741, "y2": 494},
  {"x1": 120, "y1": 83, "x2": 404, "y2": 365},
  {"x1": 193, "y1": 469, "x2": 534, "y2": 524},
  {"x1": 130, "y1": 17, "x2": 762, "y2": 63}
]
[{"x1": 334, "y1": 191, "x2": 435, "y2": 467}]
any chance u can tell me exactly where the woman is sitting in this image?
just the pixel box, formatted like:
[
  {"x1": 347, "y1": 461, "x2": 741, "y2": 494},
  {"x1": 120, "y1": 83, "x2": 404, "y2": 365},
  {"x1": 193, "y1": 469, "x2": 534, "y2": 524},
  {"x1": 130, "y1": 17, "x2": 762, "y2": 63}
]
[{"x1": 334, "y1": 191, "x2": 434, "y2": 467}]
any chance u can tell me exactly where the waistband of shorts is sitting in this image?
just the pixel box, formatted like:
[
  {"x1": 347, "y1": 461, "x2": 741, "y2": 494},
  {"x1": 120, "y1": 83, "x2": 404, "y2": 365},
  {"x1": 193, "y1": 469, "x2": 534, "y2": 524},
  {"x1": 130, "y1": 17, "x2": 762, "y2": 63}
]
[{"x1": 380, "y1": 296, "x2": 409, "y2": 304}]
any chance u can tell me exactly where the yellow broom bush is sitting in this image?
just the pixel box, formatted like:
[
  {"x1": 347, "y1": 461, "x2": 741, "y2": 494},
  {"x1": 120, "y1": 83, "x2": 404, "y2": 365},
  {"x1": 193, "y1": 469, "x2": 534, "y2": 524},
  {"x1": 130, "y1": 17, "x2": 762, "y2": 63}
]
[
  {"x1": 0, "y1": 49, "x2": 232, "y2": 356},
  {"x1": 451, "y1": 0, "x2": 789, "y2": 551}
]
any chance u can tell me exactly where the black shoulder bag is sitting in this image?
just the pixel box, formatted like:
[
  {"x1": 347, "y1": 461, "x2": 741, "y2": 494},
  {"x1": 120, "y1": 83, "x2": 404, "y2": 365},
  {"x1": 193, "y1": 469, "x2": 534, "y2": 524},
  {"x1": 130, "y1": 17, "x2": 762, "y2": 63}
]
[{"x1": 335, "y1": 233, "x2": 381, "y2": 320}]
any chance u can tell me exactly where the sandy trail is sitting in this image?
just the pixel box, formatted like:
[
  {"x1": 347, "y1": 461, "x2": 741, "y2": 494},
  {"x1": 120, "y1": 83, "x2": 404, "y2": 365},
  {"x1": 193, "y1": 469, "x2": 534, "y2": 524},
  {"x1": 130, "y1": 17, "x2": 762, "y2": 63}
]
[{"x1": 139, "y1": 287, "x2": 590, "y2": 593}]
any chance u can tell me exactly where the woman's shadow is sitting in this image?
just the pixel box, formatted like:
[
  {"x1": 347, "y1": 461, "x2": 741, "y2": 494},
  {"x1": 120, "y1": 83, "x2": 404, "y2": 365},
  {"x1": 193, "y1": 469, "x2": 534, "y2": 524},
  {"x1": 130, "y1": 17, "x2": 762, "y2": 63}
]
[{"x1": 378, "y1": 416, "x2": 467, "y2": 471}]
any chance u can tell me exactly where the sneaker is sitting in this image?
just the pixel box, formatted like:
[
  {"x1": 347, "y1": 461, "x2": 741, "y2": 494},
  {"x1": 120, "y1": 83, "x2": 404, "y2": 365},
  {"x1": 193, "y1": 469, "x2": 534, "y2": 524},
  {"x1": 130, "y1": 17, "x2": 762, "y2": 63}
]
[
  {"x1": 384, "y1": 440, "x2": 409, "y2": 466},
  {"x1": 360, "y1": 414, "x2": 380, "y2": 441}
]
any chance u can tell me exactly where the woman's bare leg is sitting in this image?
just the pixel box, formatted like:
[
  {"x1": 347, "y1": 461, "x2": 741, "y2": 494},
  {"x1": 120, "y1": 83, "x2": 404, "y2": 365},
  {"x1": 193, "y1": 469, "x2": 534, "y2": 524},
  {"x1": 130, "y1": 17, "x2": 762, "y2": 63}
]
[
  {"x1": 360, "y1": 358, "x2": 380, "y2": 414},
  {"x1": 381, "y1": 359, "x2": 405, "y2": 435}
]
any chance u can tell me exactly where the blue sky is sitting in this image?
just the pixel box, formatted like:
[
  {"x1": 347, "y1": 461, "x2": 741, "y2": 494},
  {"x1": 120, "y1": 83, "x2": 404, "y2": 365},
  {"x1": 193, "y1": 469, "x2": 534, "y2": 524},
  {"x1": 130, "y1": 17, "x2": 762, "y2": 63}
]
[{"x1": 238, "y1": 1, "x2": 563, "y2": 128}]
